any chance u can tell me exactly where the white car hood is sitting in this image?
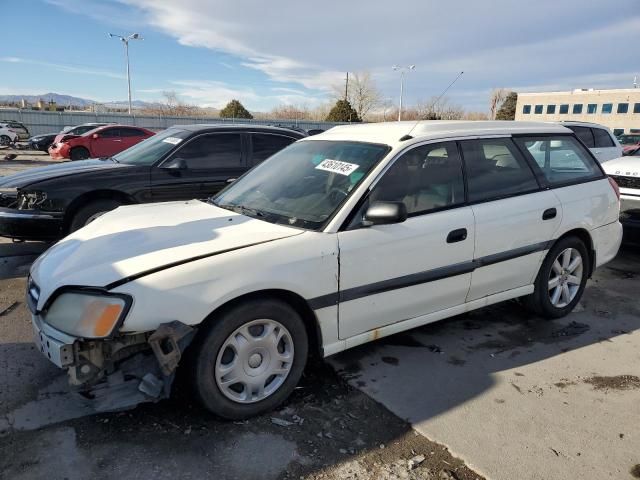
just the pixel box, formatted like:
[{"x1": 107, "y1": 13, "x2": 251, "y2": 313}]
[
  {"x1": 30, "y1": 200, "x2": 302, "y2": 308},
  {"x1": 602, "y1": 156, "x2": 640, "y2": 177}
]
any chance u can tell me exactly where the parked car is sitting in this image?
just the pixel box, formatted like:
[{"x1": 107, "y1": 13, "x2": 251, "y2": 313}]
[
  {"x1": 0, "y1": 125, "x2": 304, "y2": 240},
  {"x1": 602, "y1": 148, "x2": 640, "y2": 232},
  {"x1": 48, "y1": 124, "x2": 155, "y2": 160},
  {"x1": 26, "y1": 121, "x2": 621, "y2": 419},
  {"x1": 0, "y1": 124, "x2": 19, "y2": 146},
  {"x1": 560, "y1": 121, "x2": 623, "y2": 162},
  {"x1": 617, "y1": 133, "x2": 640, "y2": 154},
  {"x1": 30, "y1": 123, "x2": 113, "y2": 152},
  {"x1": 0, "y1": 120, "x2": 30, "y2": 140}
]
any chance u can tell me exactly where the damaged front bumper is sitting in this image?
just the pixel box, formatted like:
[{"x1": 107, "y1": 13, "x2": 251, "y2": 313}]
[{"x1": 32, "y1": 314, "x2": 195, "y2": 412}]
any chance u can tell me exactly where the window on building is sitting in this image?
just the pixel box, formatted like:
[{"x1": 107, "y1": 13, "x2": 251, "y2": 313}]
[
  {"x1": 534, "y1": 105, "x2": 543, "y2": 114},
  {"x1": 546, "y1": 105, "x2": 556, "y2": 114},
  {"x1": 587, "y1": 104, "x2": 598, "y2": 114},
  {"x1": 522, "y1": 105, "x2": 531, "y2": 114},
  {"x1": 572, "y1": 104, "x2": 583, "y2": 114},
  {"x1": 617, "y1": 103, "x2": 629, "y2": 114},
  {"x1": 559, "y1": 104, "x2": 569, "y2": 114},
  {"x1": 602, "y1": 103, "x2": 613, "y2": 114},
  {"x1": 613, "y1": 129, "x2": 624, "y2": 137},
  {"x1": 634, "y1": 103, "x2": 640, "y2": 114}
]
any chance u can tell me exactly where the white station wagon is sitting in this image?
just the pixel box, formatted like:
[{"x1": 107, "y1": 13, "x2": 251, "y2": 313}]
[{"x1": 28, "y1": 121, "x2": 622, "y2": 419}]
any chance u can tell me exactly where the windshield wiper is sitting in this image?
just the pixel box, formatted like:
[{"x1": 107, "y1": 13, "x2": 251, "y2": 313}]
[
  {"x1": 99, "y1": 156, "x2": 118, "y2": 163},
  {"x1": 215, "y1": 203, "x2": 265, "y2": 218}
]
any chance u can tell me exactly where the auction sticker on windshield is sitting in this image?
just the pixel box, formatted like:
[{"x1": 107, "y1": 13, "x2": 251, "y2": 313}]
[
  {"x1": 162, "y1": 137, "x2": 183, "y2": 145},
  {"x1": 315, "y1": 159, "x2": 359, "y2": 176}
]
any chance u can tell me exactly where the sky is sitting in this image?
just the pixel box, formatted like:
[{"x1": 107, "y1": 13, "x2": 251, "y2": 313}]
[{"x1": 1, "y1": 0, "x2": 639, "y2": 113}]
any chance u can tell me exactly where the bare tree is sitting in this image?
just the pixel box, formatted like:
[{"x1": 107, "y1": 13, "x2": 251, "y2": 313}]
[
  {"x1": 489, "y1": 88, "x2": 508, "y2": 120},
  {"x1": 142, "y1": 90, "x2": 202, "y2": 117},
  {"x1": 415, "y1": 96, "x2": 464, "y2": 120},
  {"x1": 331, "y1": 71, "x2": 382, "y2": 120}
]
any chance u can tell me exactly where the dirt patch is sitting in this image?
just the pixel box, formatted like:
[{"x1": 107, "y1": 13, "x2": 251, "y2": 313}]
[
  {"x1": 631, "y1": 464, "x2": 640, "y2": 478},
  {"x1": 554, "y1": 380, "x2": 577, "y2": 389},
  {"x1": 584, "y1": 375, "x2": 640, "y2": 392},
  {"x1": 382, "y1": 356, "x2": 399, "y2": 366}
]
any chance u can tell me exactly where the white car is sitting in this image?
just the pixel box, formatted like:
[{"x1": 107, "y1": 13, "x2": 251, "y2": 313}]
[
  {"x1": 602, "y1": 148, "x2": 640, "y2": 229},
  {"x1": 0, "y1": 124, "x2": 19, "y2": 146},
  {"x1": 28, "y1": 121, "x2": 622, "y2": 419},
  {"x1": 561, "y1": 121, "x2": 623, "y2": 163}
]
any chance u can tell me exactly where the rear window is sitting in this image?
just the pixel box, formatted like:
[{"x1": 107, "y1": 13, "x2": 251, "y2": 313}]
[{"x1": 514, "y1": 136, "x2": 601, "y2": 186}]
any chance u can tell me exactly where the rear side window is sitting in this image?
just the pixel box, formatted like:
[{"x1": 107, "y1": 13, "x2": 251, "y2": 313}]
[
  {"x1": 592, "y1": 128, "x2": 614, "y2": 147},
  {"x1": 370, "y1": 141, "x2": 464, "y2": 216},
  {"x1": 566, "y1": 126, "x2": 594, "y2": 148},
  {"x1": 167, "y1": 133, "x2": 242, "y2": 169},
  {"x1": 514, "y1": 136, "x2": 601, "y2": 186},
  {"x1": 120, "y1": 128, "x2": 147, "y2": 137},
  {"x1": 251, "y1": 134, "x2": 296, "y2": 165},
  {"x1": 460, "y1": 138, "x2": 539, "y2": 203}
]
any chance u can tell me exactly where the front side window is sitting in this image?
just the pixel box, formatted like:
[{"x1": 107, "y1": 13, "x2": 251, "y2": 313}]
[
  {"x1": 534, "y1": 105, "x2": 543, "y2": 114},
  {"x1": 368, "y1": 142, "x2": 464, "y2": 216},
  {"x1": 587, "y1": 104, "x2": 597, "y2": 114},
  {"x1": 559, "y1": 104, "x2": 569, "y2": 114},
  {"x1": 99, "y1": 128, "x2": 120, "y2": 138},
  {"x1": 522, "y1": 105, "x2": 531, "y2": 114},
  {"x1": 592, "y1": 128, "x2": 615, "y2": 148},
  {"x1": 114, "y1": 128, "x2": 191, "y2": 166},
  {"x1": 515, "y1": 136, "x2": 601, "y2": 186},
  {"x1": 572, "y1": 104, "x2": 583, "y2": 114},
  {"x1": 460, "y1": 138, "x2": 538, "y2": 203},
  {"x1": 602, "y1": 103, "x2": 613, "y2": 114},
  {"x1": 546, "y1": 104, "x2": 556, "y2": 114},
  {"x1": 617, "y1": 103, "x2": 629, "y2": 114},
  {"x1": 166, "y1": 133, "x2": 242, "y2": 169},
  {"x1": 214, "y1": 140, "x2": 390, "y2": 230},
  {"x1": 567, "y1": 126, "x2": 595, "y2": 148},
  {"x1": 251, "y1": 133, "x2": 297, "y2": 165},
  {"x1": 619, "y1": 134, "x2": 640, "y2": 145}
]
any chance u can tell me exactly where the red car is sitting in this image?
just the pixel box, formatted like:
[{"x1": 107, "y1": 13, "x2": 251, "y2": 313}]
[
  {"x1": 49, "y1": 125, "x2": 155, "y2": 160},
  {"x1": 619, "y1": 133, "x2": 640, "y2": 155}
]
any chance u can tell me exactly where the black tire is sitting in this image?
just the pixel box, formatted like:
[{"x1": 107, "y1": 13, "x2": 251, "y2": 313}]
[
  {"x1": 190, "y1": 298, "x2": 308, "y2": 420},
  {"x1": 70, "y1": 147, "x2": 90, "y2": 160},
  {"x1": 69, "y1": 199, "x2": 121, "y2": 232},
  {"x1": 523, "y1": 236, "x2": 589, "y2": 319},
  {"x1": 0, "y1": 135, "x2": 11, "y2": 146}
]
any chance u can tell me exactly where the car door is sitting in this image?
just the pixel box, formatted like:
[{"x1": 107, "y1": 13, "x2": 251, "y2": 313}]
[
  {"x1": 460, "y1": 137, "x2": 561, "y2": 301},
  {"x1": 90, "y1": 127, "x2": 122, "y2": 157},
  {"x1": 591, "y1": 127, "x2": 622, "y2": 162},
  {"x1": 249, "y1": 133, "x2": 298, "y2": 166},
  {"x1": 151, "y1": 132, "x2": 246, "y2": 202},
  {"x1": 337, "y1": 141, "x2": 475, "y2": 339}
]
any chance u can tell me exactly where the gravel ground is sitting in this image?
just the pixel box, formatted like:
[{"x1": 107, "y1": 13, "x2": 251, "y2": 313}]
[{"x1": 0, "y1": 146, "x2": 59, "y2": 177}]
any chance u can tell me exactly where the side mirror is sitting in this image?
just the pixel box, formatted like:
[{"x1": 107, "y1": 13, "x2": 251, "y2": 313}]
[
  {"x1": 164, "y1": 158, "x2": 187, "y2": 169},
  {"x1": 363, "y1": 201, "x2": 408, "y2": 227},
  {"x1": 92, "y1": 133, "x2": 100, "y2": 139}
]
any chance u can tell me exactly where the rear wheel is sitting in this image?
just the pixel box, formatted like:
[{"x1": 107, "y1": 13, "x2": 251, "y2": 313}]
[
  {"x1": 191, "y1": 298, "x2": 308, "y2": 419},
  {"x1": 70, "y1": 147, "x2": 90, "y2": 160},
  {"x1": 69, "y1": 199, "x2": 121, "y2": 232},
  {"x1": 524, "y1": 236, "x2": 589, "y2": 318}
]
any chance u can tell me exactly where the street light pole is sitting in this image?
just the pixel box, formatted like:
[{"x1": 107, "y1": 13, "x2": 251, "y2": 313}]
[
  {"x1": 392, "y1": 65, "x2": 415, "y2": 121},
  {"x1": 109, "y1": 33, "x2": 143, "y2": 115}
]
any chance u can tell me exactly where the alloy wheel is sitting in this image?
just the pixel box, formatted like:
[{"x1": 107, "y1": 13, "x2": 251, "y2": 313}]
[
  {"x1": 215, "y1": 318, "x2": 294, "y2": 404},
  {"x1": 548, "y1": 247, "x2": 583, "y2": 308}
]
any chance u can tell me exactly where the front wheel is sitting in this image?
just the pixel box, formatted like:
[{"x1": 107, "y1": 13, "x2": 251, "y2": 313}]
[
  {"x1": 70, "y1": 147, "x2": 90, "y2": 160},
  {"x1": 524, "y1": 236, "x2": 589, "y2": 318},
  {"x1": 69, "y1": 199, "x2": 121, "y2": 232},
  {"x1": 191, "y1": 298, "x2": 308, "y2": 419},
  {"x1": 0, "y1": 135, "x2": 11, "y2": 146}
]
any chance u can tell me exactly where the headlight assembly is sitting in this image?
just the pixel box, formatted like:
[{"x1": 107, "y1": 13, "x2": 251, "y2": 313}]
[
  {"x1": 17, "y1": 190, "x2": 47, "y2": 209},
  {"x1": 43, "y1": 291, "x2": 132, "y2": 339}
]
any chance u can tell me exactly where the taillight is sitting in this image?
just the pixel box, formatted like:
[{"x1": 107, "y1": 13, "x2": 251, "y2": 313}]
[{"x1": 608, "y1": 176, "x2": 620, "y2": 200}]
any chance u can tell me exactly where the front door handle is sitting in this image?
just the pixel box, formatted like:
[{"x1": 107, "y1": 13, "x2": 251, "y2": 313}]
[
  {"x1": 542, "y1": 208, "x2": 557, "y2": 220},
  {"x1": 446, "y1": 228, "x2": 467, "y2": 243}
]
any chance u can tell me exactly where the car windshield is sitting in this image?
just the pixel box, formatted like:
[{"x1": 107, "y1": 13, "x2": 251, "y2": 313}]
[
  {"x1": 114, "y1": 128, "x2": 190, "y2": 165},
  {"x1": 619, "y1": 135, "x2": 640, "y2": 145},
  {"x1": 212, "y1": 140, "x2": 390, "y2": 230}
]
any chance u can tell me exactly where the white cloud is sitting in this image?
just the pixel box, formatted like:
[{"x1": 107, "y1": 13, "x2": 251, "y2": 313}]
[{"x1": 0, "y1": 56, "x2": 125, "y2": 80}]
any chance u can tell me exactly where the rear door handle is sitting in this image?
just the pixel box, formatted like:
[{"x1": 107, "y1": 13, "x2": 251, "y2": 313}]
[
  {"x1": 542, "y1": 208, "x2": 557, "y2": 220},
  {"x1": 446, "y1": 228, "x2": 467, "y2": 243}
]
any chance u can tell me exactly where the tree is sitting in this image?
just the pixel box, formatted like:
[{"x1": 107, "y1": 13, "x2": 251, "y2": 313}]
[
  {"x1": 332, "y1": 71, "x2": 381, "y2": 120},
  {"x1": 495, "y1": 91, "x2": 518, "y2": 120},
  {"x1": 219, "y1": 99, "x2": 253, "y2": 119},
  {"x1": 141, "y1": 90, "x2": 202, "y2": 117},
  {"x1": 489, "y1": 88, "x2": 508, "y2": 120},
  {"x1": 415, "y1": 96, "x2": 464, "y2": 120},
  {"x1": 325, "y1": 99, "x2": 361, "y2": 122}
]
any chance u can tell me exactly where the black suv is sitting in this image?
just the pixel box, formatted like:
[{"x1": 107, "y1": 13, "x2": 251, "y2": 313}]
[{"x1": 0, "y1": 124, "x2": 304, "y2": 241}]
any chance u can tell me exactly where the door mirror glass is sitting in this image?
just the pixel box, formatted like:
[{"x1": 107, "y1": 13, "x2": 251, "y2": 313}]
[
  {"x1": 163, "y1": 157, "x2": 187, "y2": 169},
  {"x1": 363, "y1": 201, "x2": 407, "y2": 226}
]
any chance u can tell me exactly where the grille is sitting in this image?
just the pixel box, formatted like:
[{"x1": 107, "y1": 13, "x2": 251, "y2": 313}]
[{"x1": 610, "y1": 175, "x2": 640, "y2": 190}]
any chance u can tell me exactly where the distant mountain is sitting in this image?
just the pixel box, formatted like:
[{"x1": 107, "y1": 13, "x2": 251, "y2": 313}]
[{"x1": 0, "y1": 93, "x2": 158, "y2": 109}]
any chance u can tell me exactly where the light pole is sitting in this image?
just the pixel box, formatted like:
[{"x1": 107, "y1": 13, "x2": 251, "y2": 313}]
[
  {"x1": 108, "y1": 33, "x2": 143, "y2": 115},
  {"x1": 392, "y1": 64, "x2": 415, "y2": 121}
]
